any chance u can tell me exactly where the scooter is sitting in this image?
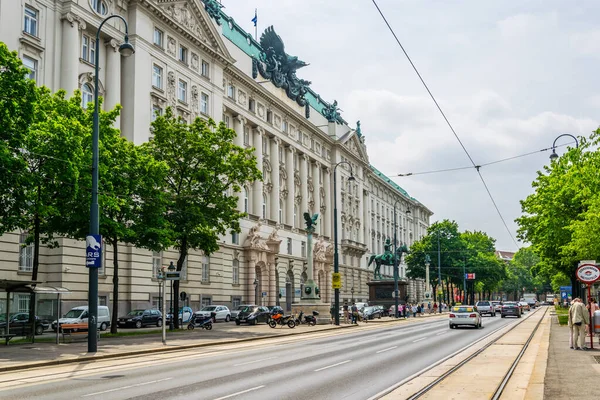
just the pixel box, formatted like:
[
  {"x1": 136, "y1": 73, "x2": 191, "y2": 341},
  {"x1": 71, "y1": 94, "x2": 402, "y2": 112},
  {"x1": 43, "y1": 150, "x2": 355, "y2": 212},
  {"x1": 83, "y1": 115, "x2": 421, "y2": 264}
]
[
  {"x1": 187, "y1": 315, "x2": 213, "y2": 330},
  {"x1": 269, "y1": 312, "x2": 295, "y2": 328},
  {"x1": 294, "y1": 311, "x2": 318, "y2": 326}
]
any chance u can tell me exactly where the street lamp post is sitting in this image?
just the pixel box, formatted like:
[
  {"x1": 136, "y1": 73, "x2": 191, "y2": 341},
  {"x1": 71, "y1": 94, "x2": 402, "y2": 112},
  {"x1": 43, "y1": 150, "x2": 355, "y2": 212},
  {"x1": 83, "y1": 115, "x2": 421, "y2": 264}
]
[
  {"x1": 88, "y1": 15, "x2": 134, "y2": 353},
  {"x1": 437, "y1": 229, "x2": 442, "y2": 305},
  {"x1": 549, "y1": 134, "x2": 579, "y2": 161},
  {"x1": 425, "y1": 254, "x2": 431, "y2": 301},
  {"x1": 333, "y1": 161, "x2": 355, "y2": 326},
  {"x1": 393, "y1": 202, "x2": 410, "y2": 318},
  {"x1": 351, "y1": 287, "x2": 355, "y2": 304},
  {"x1": 168, "y1": 261, "x2": 175, "y2": 330}
]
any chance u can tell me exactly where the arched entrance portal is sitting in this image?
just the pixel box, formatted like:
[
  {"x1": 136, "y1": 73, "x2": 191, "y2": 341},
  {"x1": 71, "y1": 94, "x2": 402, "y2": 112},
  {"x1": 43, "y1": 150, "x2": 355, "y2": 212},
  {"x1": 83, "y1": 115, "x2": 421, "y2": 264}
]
[{"x1": 255, "y1": 264, "x2": 263, "y2": 305}]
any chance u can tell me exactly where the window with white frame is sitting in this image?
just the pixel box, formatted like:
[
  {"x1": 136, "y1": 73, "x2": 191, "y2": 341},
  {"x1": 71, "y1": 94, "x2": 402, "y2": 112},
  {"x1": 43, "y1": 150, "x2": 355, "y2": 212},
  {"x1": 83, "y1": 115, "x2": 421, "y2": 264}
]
[
  {"x1": 22, "y1": 56, "x2": 37, "y2": 81},
  {"x1": 227, "y1": 84, "x2": 235, "y2": 99},
  {"x1": 17, "y1": 294, "x2": 30, "y2": 312},
  {"x1": 232, "y1": 259, "x2": 239, "y2": 284},
  {"x1": 152, "y1": 105, "x2": 163, "y2": 122},
  {"x1": 179, "y1": 45, "x2": 188, "y2": 64},
  {"x1": 81, "y1": 34, "x2": 96, "y2": 63},
  {"x1": 18, "y1": 232, "x2": 33, "y2": 272},
  {"x1": 232, "y1": 231, "x2": 239, "y2": 245},
  {"x1": 201, "y1": 255, "x2": 210, "y2": 282},
  {"x1": 98, "y1": 295, "x2": 108, "y2": 306},
  {"x1": 151, "y1": 296, "x2": 161, "y2": 310},
  {"x1": 282, "y1": 120, "x2": 288, "y2": 133},
  {"x1": 152, "y1": 251, "x2": 162, "y2": 276},
  {"x1": 301, "y1": 241, "x2": 306, "y2": 258},
  {"x1": 266, "y1": 110, "x2": 273, "y2": 124},
  {"x1": 81, "y1": 83, "x2": 93, "y2": 108},
  {"x1": 232, "y1": 297, "x2": 241, "y2": 308},
  {"x1": 262, "y1": 194, "x2": 267, "y2": 219},
  {"x1": 287, "y1": 238, "x2": 292, "y2": 255},
  {"x1": 243, "y1": 187, "x2": 249, "y2": 213},
  {"x1": 201, "y1": 60, "x2": 209, "y2": 77},
  {"x1": 91, "y1": 0, "x2": 108, "y2": 15},
  {"x1": 200, "y1": 92, "x2": 208, "y2": 114},
  {"x1": 178, "y1": 79, "x2": 187, "y2": 102},
  {"x1": 23, "y1": 6, "x2": 38, "y2": 36},
  {"x1": 201, "y1": 297, "x2": 211, "y2": 307},
  {"x1": 248, "y1": 98, "x2": 256, "y2": 113},
  {"x1": 153, "y1": 28, "x2": 163, "y2": 47},
  {"x1": 152, "y1": 65, "x2": 163, "y2": 89}
]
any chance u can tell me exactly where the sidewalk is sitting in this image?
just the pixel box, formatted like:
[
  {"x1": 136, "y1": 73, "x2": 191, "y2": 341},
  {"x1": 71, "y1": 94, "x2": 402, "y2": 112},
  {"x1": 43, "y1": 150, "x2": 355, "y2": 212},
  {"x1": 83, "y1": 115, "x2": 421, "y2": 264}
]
[
  {"x1": 0, "y1": 313, "x2": 445, "y2": 372},
  {"x1": 544, "y1": 313, "x2": 600, "y2": 400}
]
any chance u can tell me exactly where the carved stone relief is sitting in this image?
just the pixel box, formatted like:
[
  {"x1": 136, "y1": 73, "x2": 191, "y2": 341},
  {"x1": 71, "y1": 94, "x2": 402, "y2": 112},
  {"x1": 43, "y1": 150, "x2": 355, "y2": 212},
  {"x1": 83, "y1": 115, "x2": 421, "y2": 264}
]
[
  {"x1": 191, "y1": 53, "x2": 199, "y2": 71},
  {"x1": 191, "y1": 85, "x2": 199, "y2": 116},
  {"x1": 167, "y1": 71, "x2": 176, "y2": 107},
  {"x1": 167, "y1": 36, "x2": 176, "y2": 56},
  {"x1": 257, "y1": 103, "x2": 265, "y2": 118},
  {"x1": 238, "y1": 90, "x2": 247, "y2": 106},
  {"x1": 274, "y1": 114, "x2": 281, "y2": 128},
  {"x1": 163, "y1": 3, "x2": 207, "y2": 42}
]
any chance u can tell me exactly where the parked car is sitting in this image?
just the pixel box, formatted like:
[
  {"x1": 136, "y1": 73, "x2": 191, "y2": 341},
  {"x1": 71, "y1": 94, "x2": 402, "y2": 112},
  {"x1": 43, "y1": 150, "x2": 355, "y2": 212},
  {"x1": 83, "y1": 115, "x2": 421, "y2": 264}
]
[
  {"x1": 491, "y1": 301, "x2": 502, "y2": 314},
  {"x1": 475, "y1": 301, "x2": 495, "y2": 317},
  {"x1": 118, "y1": 309, "x2": 162, "y2": 328},
  {"x1": 231, "y1": 304, "x2": 253, "y2": 320},
  {"x1": 195, "y1": 305, "x2": 231, "y2": 322},
  {"x1": 166, "y1": 306, "x2": 194, "y2": 326},
  {"x1": 52, "y1": 305, "x2": 111, "y2": 331},
  {"x1": 362, "y1": 306, "x2": 384, "y2": 320},
  {"x1": 235, "y1": 306, "x2": 271, "y2": 325},
  {"x1": 501, "y1": 302, "x2": 522, "y2": 318},
  {"x1": 449, "y1": 305, "x2": 482, "y2": 329},
  {"x1": 0, "y1": 313, "x2": 49, "y2": 336}
]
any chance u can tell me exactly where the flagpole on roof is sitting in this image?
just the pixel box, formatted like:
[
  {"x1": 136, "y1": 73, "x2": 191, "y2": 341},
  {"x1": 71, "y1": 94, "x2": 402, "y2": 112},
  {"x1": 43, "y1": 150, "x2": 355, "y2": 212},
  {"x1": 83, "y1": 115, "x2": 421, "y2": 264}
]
[{"x1": 254, "y1": 9, "x2": 257, "y2": 41}]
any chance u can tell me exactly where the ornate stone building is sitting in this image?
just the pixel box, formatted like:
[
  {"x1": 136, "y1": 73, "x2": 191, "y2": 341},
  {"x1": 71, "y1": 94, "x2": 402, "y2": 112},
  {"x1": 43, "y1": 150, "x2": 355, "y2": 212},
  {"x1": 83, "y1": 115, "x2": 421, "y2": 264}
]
[{"x1": 0, "y1": 0, "x2": 432, "y2": 317}]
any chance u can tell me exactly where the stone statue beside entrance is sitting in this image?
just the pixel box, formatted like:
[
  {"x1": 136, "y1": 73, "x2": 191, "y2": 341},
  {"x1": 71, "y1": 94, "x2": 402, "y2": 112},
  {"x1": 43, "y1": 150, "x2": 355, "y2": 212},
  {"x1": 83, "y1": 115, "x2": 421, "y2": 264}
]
[{"x1": 367, "y1": 238, "x2": 410, "y2": 280}]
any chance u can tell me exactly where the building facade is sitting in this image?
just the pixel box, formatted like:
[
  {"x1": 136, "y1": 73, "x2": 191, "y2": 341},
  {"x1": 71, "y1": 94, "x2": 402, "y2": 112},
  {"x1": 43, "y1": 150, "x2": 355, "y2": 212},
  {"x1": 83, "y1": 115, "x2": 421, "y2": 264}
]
[{"x1": 0, "y1": 0, "x2": 432, "y2": 317}]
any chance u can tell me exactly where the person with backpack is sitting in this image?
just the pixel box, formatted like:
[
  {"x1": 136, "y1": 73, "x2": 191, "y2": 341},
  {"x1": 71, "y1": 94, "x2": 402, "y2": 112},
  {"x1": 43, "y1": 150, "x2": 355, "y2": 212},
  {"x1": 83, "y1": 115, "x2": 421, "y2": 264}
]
[{"x1": 351, "y1": 303, "x2": 359, "y2": 325}]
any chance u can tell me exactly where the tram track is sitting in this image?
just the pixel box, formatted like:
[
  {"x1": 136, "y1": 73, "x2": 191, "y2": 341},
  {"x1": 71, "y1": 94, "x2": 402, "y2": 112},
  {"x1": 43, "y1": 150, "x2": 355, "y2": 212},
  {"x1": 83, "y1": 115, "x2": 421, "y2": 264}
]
[{"x1": 402, "y1": 306, "x2": 549, "y2": 400}]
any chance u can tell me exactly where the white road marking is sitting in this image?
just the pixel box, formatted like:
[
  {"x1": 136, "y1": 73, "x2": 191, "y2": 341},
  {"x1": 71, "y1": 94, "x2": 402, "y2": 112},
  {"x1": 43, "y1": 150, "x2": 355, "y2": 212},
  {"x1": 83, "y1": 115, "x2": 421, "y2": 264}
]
[
  {"x1": 412, "y1": 337, "x2": 428, "y2": 343},
  {"x1": 213, "y1": 385, "x2": 265, "y2": 400},
  {"x1": 233, "y1": 357, "x2": 275, "y2": 366},
  {"x1": 376, "y1": 346, "x2": 398, "y2": 354},
  {"x1": 82, "y1": 377, "x2": 172, "y2": 397},
  {"x1": 436, "y1": 330, "x2": 447, "y2": 336},
  {"x1": 314, "y1": 359, "x2": 352, "y2": 372}
]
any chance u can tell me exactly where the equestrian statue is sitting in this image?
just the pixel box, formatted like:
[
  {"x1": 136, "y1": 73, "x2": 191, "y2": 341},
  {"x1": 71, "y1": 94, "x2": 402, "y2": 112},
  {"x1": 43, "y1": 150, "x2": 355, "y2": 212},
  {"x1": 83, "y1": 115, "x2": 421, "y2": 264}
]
[{"x1": 367, "y1": 238, "x2": 410, "y2": 280}]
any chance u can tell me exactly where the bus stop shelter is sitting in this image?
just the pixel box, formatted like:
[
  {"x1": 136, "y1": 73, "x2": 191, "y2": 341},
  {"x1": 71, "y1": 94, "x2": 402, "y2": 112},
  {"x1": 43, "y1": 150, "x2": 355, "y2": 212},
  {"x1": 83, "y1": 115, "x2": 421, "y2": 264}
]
[{"x1": 0, "y1": 280, "x2": 70, "y2": 345}]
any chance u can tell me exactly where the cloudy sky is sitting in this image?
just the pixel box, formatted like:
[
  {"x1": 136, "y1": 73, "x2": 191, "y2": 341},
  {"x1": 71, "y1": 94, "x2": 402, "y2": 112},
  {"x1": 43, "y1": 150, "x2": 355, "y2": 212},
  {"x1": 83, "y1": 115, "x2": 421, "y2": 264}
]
[{"x1": 222, "y1": 0, "x2": 599, "y2": 251}]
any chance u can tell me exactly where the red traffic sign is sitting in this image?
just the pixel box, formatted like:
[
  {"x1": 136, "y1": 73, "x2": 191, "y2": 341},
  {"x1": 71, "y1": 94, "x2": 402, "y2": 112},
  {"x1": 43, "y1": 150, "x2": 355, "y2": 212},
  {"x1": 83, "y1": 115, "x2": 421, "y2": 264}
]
[
  {"x1": 465, "y1": 273, "x2": 476, "y2": 280},
  {"x1": 576, "y1": 264, "x2": 600, "y2": 284}
]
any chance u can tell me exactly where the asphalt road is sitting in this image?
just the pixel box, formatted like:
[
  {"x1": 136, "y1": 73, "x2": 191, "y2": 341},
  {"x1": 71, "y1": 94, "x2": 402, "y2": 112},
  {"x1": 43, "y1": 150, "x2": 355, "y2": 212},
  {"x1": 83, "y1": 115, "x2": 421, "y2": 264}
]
[{"x1": 0, "y1": 313, "x2": 523, "y2": 400}]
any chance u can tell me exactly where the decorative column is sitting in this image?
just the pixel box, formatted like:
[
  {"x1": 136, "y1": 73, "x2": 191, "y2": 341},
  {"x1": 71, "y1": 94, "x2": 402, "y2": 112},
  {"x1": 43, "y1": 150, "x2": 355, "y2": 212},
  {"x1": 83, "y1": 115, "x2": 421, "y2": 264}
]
[
  {"x1": 105, "y1": 39, "x2": 121, "y2": 127},
  {"x1": 301, "y1": 215, "x2": 319, "y2": 300},
  {"x1": 270, "y1": 138, "x2": 280, "y2": 223},
  {"x1": 300, "y1": 154, "x2": 308, "y2": 217},
  {"x1": 233, "y1": 116, "x2": 246, "y2": 212},
  {"x1": 359, "y1": 181, "x2": 365, "y2": 244},
  {"x1": 268, "y1": 262, "x2": 276, "y2": 306},
  {"x1": 323, "y1": 167, "x2": 331, "y2": 237},
  {"x1": 285, "y1": 147, "x2": 295, "y2": 226},
  {"x1": 312, "y1": 161, "x2": 321, "y2": 235},
  {"x1": 60, "y1": 13, "x2": 83, "y2": 96},
  {"x1": 252, "y1": 128, "x2": 264, "y2": 217}
]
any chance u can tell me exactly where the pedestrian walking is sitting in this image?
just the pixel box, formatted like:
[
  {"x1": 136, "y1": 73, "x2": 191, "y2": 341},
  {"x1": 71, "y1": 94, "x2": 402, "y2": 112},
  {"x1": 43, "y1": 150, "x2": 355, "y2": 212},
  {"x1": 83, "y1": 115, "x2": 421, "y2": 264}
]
[
  {"x1": 351, "y1": 302, "x2": 359, "y2": 325},
  {"x1": 571, "y1": 298, "x2": 590, "y2": 350},
  {"x1": 433, "y1": 302, "x2": 438, "y2": 314},
  {"x1": 343, "y1": 302, "x2": 349, "y2": 324},
  {"x1": 412, "y1": 304, "x2": 417, "y2": 318},
  {"x1": 427, "y1": 302, "x2": 432, "y2": 314},
  {"x1": 568, "y1": 298, "x2": 576, "y2": 349}
]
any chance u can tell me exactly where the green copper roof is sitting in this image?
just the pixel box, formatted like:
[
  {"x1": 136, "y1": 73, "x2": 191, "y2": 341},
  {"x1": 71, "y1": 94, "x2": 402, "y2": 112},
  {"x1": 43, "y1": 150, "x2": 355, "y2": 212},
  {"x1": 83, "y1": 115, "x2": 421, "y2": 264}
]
[{"x1": 370, "y1": 165, "x2": 411, "y2": 199}]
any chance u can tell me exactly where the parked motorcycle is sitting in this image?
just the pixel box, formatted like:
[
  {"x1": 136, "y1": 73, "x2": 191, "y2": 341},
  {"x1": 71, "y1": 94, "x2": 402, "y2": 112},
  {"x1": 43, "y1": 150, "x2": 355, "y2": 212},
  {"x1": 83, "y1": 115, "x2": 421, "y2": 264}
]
[
  {"x1": 269, "y1": 312, "x2": 296, "y2": 328},
  {"x1": 187, "y1": 315, "x2": 213, "y2": 330},
  {"x1": 294, "y1": 310, "x2": 318, "y2": 326}
]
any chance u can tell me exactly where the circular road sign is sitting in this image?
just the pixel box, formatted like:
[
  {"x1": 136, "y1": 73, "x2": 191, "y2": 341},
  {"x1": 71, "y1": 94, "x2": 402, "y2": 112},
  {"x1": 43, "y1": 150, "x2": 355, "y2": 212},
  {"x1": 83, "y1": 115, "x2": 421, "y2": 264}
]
[{"x1": 576, "y1": 264, "x2": 600, "y2": 284}]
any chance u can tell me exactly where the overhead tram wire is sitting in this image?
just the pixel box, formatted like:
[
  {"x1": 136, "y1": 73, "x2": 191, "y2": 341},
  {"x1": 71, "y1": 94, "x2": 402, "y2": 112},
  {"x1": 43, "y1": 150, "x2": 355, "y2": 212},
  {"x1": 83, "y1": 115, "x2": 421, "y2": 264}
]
[
  {"x1": 371, "y1": 0, "x2": 519, "y2": 249},
  {"x1": 390, "y1": 142, "x2": 574, "y2": 178}
]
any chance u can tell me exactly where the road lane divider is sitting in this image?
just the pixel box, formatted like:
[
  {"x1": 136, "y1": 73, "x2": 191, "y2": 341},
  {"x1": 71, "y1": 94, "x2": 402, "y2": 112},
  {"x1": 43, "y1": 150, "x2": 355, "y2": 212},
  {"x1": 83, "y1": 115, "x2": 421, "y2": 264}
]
[
  {"x1": 233, "y1": 357, "x2": 275, "y2": 367},
  {"x1": 314, "y1": 360, "x2": 351, "y2": 372},
  {"x1": 412, "y1": 337, "x2": 427, "y2": 343},
  {"x1": 213, "y1": 385, "x2": 265, "y2": 400},
  {"x1": 376, "y1": 346, "x2": 398, "y2": 354},
  {"x1": 82, "y1": 377, "x2": 172, "y2": 397}
]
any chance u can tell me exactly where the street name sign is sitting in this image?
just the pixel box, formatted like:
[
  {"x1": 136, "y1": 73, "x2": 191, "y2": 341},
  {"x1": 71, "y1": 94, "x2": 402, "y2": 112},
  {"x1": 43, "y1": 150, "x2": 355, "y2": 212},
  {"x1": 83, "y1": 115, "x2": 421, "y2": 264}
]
[
  {"x1": 164, "y1": 271, "x2": 181, "y2": 280},
  {"x1": 85, "y1": 234, "x2": 102, "y2": 268}
]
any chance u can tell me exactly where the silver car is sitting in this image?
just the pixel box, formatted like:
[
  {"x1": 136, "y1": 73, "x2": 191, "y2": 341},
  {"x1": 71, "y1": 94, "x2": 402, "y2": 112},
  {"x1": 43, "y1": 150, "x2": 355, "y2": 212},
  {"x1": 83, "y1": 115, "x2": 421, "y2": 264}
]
[
  {"x1": 195, "y1": 305, "x2": 231, "y2": 322},
  {"x1": 449, "y1": 305, "x2": 482, "y2": 329}
]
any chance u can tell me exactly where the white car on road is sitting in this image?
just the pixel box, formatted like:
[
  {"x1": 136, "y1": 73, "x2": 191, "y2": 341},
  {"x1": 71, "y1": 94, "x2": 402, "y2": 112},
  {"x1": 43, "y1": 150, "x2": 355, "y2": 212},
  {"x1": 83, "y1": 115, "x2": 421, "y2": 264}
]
[
  {"x1": 449, "y1": 305, "x2": 482, "y2": 329},
  {"x1": 195, "y1": 305, "x2": 231, "y2": 322}
]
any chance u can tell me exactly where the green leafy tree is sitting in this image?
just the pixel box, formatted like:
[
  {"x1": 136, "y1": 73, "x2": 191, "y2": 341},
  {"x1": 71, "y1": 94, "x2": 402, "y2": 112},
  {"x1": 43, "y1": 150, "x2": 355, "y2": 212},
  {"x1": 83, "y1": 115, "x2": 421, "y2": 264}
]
[
  {"x1": 145, "y1": 109, "x2": 261, "y2": 328},
  {"x1": 0, "y1": 42, "x2": 37, "y2": 234},
  {"x1": 517, "y1": 130, "x2": 600, "y2": 299},
  {"x1": 63, "y1": 102, "x2": 171, "y2": 333},
  {"x1": 461, "y1": 231, "x2": 505, "y2": 301}
]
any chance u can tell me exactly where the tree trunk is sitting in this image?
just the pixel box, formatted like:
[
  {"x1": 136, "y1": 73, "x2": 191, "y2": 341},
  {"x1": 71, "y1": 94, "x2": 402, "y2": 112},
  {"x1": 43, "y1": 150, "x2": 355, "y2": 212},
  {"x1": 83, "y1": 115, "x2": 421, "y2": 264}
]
[
  {"x1": 28, "y1": 187, "x2": 41, "y2": 342},
  {"x1": 110, "y1": 238, "x2": 119, "y2": 334},
  {"x1": 174, "y1": 236, "x2": 188, "y2": 330}
]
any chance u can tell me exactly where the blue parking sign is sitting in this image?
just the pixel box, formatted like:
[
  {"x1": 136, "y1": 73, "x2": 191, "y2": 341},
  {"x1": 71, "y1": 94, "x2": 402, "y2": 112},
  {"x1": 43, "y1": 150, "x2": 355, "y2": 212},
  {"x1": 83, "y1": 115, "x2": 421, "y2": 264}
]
[{"x1": 86, "y1": 234, "x2": 102, "y2": 268}]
